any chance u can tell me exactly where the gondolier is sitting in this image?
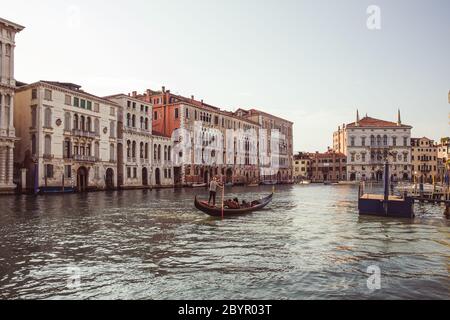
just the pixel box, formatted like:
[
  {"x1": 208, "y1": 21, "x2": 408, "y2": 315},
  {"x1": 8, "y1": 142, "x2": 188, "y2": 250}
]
[{"x1": 208, "y1": 177, "x2": 222, "y2": 206}]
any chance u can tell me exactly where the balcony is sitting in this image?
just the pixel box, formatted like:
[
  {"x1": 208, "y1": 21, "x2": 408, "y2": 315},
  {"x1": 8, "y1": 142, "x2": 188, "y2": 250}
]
[
  {"x1": 73, "y1": 155, "x2": 98, "y2": 163},
  {"x1": 43, "y1": 154, "x2": 54, "y2": 160},
  {"x1": 72, "y1": 129, "x2": 98, "y2": 139}
]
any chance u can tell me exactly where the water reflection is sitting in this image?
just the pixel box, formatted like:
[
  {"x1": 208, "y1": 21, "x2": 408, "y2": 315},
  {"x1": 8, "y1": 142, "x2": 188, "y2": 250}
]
[{"x1": 0, "y1": 185, "x2": 448, "y2": 299}]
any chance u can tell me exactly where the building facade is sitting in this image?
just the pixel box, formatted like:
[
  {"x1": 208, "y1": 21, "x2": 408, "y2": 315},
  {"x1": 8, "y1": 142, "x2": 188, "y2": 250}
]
[
  {"x1": 411, "y1": 137, "x2": 440, "y2": 183},
  {"x1": 105, "y1": 94, "x2": 154, "y2": 188},
  {"x1": 333, "y1": 111, "x2": 412, "y2": 181},
  {"x1": 309, "y1": 151, "x2": 347, "y2": 182},
  {"x1": 14, "y1": 81, "x2": 118, "y2": 192},
  {"x1": 0, "y1": 17, "x2": 24, "y2": 193},
  {"x1": 235, "y1": 108, "x2": 294, "y2": 183},
  {"x1": 135, "y1": 88, "x2": 261, "y2": 187},
  {"x1": 293, "y1": 152, "x2": 311, "y2": 182}
]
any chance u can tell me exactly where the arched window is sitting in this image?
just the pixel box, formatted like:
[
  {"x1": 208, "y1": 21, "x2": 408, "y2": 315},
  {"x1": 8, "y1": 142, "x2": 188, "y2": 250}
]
[
  {"x1": 377, "y1": 135, "x2": 381, "y2": 146},
  {"x1": 132, "y1": 141, "x2": 136, "y2": 158},
  {"x1": 110, "y1": 121, "x2": 115, "y2": 138},
  {"x1": 140, "y1": 142, "x2": 144, "y2": 159},
  {"x1": 110, "y1": 144, "x2": 115, "y2": 162},
  {"x1": 168, "y1": 146, "x2": 171, "y2": 161},
  {"x1": 158, "y1": 145, "x2": 161, "y2": 161},
  {"x1": 94, "y1": 142, "x2": 100, "y2": 159},
  {"x1": 154, "y1": 144, "x2": 157, "y2": 160},
  {"x1": 86, "y1": 117, "x2": 92, "y2": 132},
  {"x1": 31, "y1": 134, "x2": 37, "y2": 155},
  {"x1": 44, "y1": 135, "x2": 52, "y2": 155},
  {"x1": 145, "y1": 118, "x2": 149, "y2": 130},
  {"x1": 63, "y1": 139, "x2": 71, "y2": 158},
  {"x1": 164, "y1": 146, "x2": 168, "y2": 160},
  {"x1": 145, "y1": 143, "x2": 149, "y2": 159},
  {"x1": 86, "y1": 143, "x2": 91, "y2": 156},
  {"x1": 140, "y1": 116, "x2": 144, "y2": 129},
  {"x1": 370, "y1": 135, "x2": 375, "y2": 146},
  {"x1": 64, "y1": 112, "x2": 71, "y2": 131},
  {"x1": 127, "y1": 113, "x2": 131, "y2": 127},
  {"x1": 383, "y1": 135, "x2": 388, "y2": 146},
  {"x1": 73, "y1": 114, "x2": 79, "y2": 130},
  {"x1": 94, "y1": 118, "x2": 100, "y2": 135},
  {"x1": 44, "y1": 107, "x2": 52, "y2": 128},
  {"x1": 80, "y1": 116, "x2": 85, "y2": 131},
  {"x1": 132, "y1": 115, "x2": 136, "y2": 127},
  {"x1": 127, "y1": 140, "x2": 131, "y2": 158}
]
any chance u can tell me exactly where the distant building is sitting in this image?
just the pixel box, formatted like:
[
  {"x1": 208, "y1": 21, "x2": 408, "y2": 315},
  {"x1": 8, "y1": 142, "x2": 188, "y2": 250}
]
[
  {"x1": 14, "y1": 81, "x2": 118, "y2": 192},
  {"x1": 235, "y1": 108, "x2": 294, "y2": 183},
  {"x1": 0, "y1": 17, "x2": 24, "y2": 193},
  {"x1": 134, "y1": 88, "x2": 261, "y2": 186},
  {"x1": 309, "y1": 150, "x2": 347, "y2": 183},
  {"x1": 105, "y1": 94, "x2": 154, "y2": 188},
  {"x1": 333, "y1": 110, "x2": 412, "y2": 181},
  {"x1": 293, "y1": 152, "x2": 311, "y2": 182},
  {"x1": 411, "y1": 137, "x2": 440, "y2": 183}
]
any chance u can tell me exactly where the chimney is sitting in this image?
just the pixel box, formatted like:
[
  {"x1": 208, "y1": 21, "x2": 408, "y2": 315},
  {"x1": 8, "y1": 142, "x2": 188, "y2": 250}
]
[
  {"x1": 146, "y1": 89, "x2": 152, "y2": 96},
  {"x1": 132, "y1": 91, "x2": 137, "y2": 98},
  {"x1": 191, "y1": 95, "x2": 194, "y2": 101},
  {"x1": 162, "y1": 86, "x2": 166, "y2": 93},
  {"x1": 201, "y1": 99, "x2": 204, "y2": 105}
]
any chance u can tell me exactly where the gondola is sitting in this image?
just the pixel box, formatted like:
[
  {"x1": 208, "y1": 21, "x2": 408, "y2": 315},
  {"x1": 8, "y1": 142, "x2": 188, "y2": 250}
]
[{"x1": 194, "y1": 193, "x2": 273, "y2": 217}]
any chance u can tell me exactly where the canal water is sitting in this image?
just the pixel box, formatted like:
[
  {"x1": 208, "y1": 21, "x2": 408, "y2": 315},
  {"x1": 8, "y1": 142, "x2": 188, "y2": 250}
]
[{"x1": 0, "y1": 185, "x2": 448, "y2": 300}]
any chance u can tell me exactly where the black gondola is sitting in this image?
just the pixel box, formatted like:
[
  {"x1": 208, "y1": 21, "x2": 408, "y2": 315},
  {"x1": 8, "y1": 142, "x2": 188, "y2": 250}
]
[{"x1": 194, "y1": 194, "x2": 273, "y2": 217}]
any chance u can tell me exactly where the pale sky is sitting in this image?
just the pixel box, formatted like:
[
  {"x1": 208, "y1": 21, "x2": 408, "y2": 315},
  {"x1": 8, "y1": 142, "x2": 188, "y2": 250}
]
[{"x1": 2, "y1": 0, "x2": 449, "y2": 151}]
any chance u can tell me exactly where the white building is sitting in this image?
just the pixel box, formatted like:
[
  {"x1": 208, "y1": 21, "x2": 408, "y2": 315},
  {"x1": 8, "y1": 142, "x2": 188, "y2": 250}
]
[
  {"x1": 14, "y1": 81, "x2": 118, "y2": 192},
  {"x1": 333, "y1": 110, "x2": 412, "y2": 181},
  {"x1": 152, "y1": 133, "x2": 174, "y2": 187},
  {"x1": 105, "y1": 94, "x2": 153, "y2": 188},
  {"x1": 0, "y1": 17, "x2": 24, "y2": 193}
]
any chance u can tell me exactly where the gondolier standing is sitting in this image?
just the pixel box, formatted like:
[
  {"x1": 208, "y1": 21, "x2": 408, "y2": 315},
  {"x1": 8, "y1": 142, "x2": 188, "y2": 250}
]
[{"x1": 208, "y1": 177, "x2": 223, "y2": 206}]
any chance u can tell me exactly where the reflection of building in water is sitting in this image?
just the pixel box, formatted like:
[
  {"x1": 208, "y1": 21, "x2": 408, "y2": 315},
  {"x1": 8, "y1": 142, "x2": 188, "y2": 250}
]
[
  {"x1": 0, "y1": 17, "x2": 24, "y2": 194},
  {"x1": 333, "y1": 110, "x2": 412, "y2": 182}
]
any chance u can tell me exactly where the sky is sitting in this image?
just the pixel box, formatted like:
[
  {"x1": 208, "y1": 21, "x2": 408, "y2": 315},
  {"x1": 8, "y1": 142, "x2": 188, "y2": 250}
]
[{"x1": 2, "y1": 0, "x2": 449, "y2": 152}]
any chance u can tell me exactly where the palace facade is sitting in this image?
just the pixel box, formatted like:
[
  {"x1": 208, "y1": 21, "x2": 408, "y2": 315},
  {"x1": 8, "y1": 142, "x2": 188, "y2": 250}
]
[
  {"x1": 0, "y1": 18, "x2": 24, "y2": 193},
  {"x1": 333, "y1": 111, "x2": 412, "y2": 181},
  {"x1": 14, "y1": 81, "x2": 119, "y2": 192},
  {"x1": 411, "y1": 137, "x2": 440, "y2": 183}
]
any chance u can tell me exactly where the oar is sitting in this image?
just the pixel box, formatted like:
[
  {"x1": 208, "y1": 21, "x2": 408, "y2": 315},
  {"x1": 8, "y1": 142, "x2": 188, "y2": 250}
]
[{"x1": 221, "y1": 180, "x2": 225, "y2": 220}]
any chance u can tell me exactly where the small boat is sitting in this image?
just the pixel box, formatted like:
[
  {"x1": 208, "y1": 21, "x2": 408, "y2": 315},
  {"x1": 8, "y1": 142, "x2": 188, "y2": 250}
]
[
  {"x1": 299, "y1": 180, "x2": 311, "y2": 185},
  {"x1": 194, "y1": 194, "x2": 273, "y2": 217},
  {"x1": 192, "y1": 183, "x2": 207, "y2": 188},
  {"x1": 262, "y1": 180, "x2": 277, "y2": 185},
  {"x1": 247, "y1": 183, "x2": 259, "y2": 187}
]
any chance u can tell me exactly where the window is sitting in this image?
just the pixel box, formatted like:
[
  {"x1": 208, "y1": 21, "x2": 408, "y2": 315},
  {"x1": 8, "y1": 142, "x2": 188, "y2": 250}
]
[
  {"x1": 64, "y1": 165, "x2": 72, "y2": 178},
  {"x1": 95, "y1": 142, "x2": 100, "y2": 158},
  {"x1": 87, "y1": 101, "x2": 92, "y2": 110},
  {"x1": 175, "y1": 108, "x2": 179, "y2": 119},
  {"x1": 350, "y1": 137, "x2": 355, "y2": 147},
  {"x1": 154, "y1": 111, "x2": 158, "y2": 120},
  {"x1": 110, "y1": 144, "x2": 115, "y2": 162},
  {"x1": 185, "y1": 108, "x2": 189, "y2": 119},
  {"x1": 31, "y1": 134, "x2": 37, "y2": 155},
  {"x1": 383, "y1": 135, "x2": 388, "y2": 146},
  {"x1": 404, "y1": 137, "x2": 408, "y2": 146},
  {"x1": 64, "y1": 112, "x2": 71, "y2": 131},
  {"x1": 94, "y1": 103, "x2": 100, "y2": 112},
  {"x1": 63, "y1": 139, "x2": 71, "y2": 158},
  {"x1": 133, "y1": 167, "x2": 137, "y2": 178},
  {"x1": 44, "y1": 89, "x2": 52, "y2": 101},
  {"x1": 44, "y1": 135, "x2": 52, "y2": 155},
  {"x1": 31, "y1": 106, "x2": 37, "y2": 128},
  {"x1": 44, "y1": 107, "x2": 52, "y2": 128},
  {"x1": 127, "y1": 167, "x2": 131, "y2": 178},
  {"x1": 80, "y1": 99, "x2": 86, "y2": 109},
  {"x1": 65, "y1": 95, "x2": 72, "y2": 105},
  {"x1": 361, "y1": 137, "x2": 366, "y2": 147},
  {"x1": 110, "y1": 121, "x2": 115, "y2": 138},
  {"x1": 392, "y1": 136, "x2": 397, "y2": 146},
  {"x1": 45, "y1": 164, "x2": 54, "y2": 178},
  {"x1": 73, "y1": 97, "x2": 79, "y2": 107},
  {"x1": 32, "y1": 89, "x2": 38, "y2": 100},
  {"x1": 94, "y1": 118, "x2": 100, "y2": 135},
  {"x1": 110, "y1": 107, "x2": 115, "y2": 116},
  {"x1": 132, "y1": 115, "x2": 136, "y2": 127}
]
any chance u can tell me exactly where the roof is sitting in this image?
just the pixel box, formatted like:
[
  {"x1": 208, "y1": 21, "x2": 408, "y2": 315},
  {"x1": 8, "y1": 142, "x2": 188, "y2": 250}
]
[
  {"x1": 103, "y1": 93, "x2": 152, "y2": 105},
  {"x1": 237, "y1": 108, "x2": 294, "y2": 125},
  {"x1": 0, "y1": 17, "x2": 25, "y2": 31},
  {"x1": 347, "y1": 116, "x2": 411, "y2": 128},
  {"x1": 16, "y1": 80, "x2": 119, "y2": 106}
]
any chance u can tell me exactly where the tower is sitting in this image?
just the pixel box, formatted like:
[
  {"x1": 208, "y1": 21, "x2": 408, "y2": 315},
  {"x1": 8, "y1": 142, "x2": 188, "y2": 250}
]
[{"x1": 0, "y1": 17, "x2": 24, "y2": 193}]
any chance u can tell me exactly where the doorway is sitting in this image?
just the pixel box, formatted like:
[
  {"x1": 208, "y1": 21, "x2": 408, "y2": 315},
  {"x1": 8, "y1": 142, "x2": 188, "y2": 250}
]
[{"x1": 77, "y1": 167, "x2": 89, "y2": 192}]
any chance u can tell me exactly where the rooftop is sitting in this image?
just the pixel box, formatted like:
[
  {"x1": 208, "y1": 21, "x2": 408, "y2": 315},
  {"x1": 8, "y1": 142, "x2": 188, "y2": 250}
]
[{"x1": 347, "y1": 116, "x2": 411, "y2": 128}]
